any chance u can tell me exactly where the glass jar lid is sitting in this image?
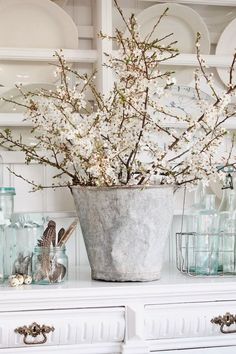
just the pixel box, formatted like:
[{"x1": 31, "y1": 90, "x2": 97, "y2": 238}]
[
  {"x1": 0, "y1": 187, "x2": 16, "y2": 195},
  {"x1": 10, "y1": 212, "x2": 46, "y2": 228},
  {"x1": 34, "y1": 245, "x2": 66, "y2": 252}
]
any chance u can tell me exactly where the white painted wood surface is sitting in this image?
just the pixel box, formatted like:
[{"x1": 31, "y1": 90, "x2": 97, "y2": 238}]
[
  {"x1": 0, "y1": 47, "x2": 97, "y2": 63},
  {"x1": 0, "y1": 267, "x2": 236, "y2": 353},
  {"x1": 0, "y1": 343, "x2": 122, "y2": 354}
]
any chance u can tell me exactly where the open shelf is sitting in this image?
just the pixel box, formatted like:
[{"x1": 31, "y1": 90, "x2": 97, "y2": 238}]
[
  {"x1": 137, "y1": 0, "x2": 236, "y2": 6},
  {"x1": 112, "y1": 52, "x2": 234, "y2": 68},
  {"x1": 159, "y1": 54, "x2": 234, "y2": 68},
  {"x1": 0, "y1": 48, "x2": 97, "y2": 63},
  {"x1": 0, "y1": 49, "x2": 230, "y2": 68}
]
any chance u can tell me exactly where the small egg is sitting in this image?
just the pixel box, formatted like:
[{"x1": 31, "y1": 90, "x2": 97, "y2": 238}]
[
  {"x1": 9, "y1": 278, "x2": 20, "y2": 287},
  {"x1": 16, "y1": 274, "x2": 24, "y2": 285},
  {"x1": 23, "y1": 275, "x2": 32, "y2": 285},
  {"x1": 8, "y1": 274, "x2": 16, "y2": 280}
]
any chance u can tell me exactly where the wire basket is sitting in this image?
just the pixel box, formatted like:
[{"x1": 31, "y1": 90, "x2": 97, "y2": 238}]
[{"x1": 176, "y1": 232, "x2": 236, "y2": 276}]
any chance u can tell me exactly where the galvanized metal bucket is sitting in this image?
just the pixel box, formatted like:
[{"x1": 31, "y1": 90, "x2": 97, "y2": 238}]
[{"x1": 72, "y1": 185, "x2": 174, "y2": 281}]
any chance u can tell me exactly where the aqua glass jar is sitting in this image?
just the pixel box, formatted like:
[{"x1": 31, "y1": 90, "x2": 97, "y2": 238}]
[
  {"x1": 4, "y1": 213, "x2": 45, "y2": 278},
  {"x1": 32, "y1": 246, "x2": 68, "y2": 284},
  {"x1": 0, "y1": 187, "x2": 15, "y2": 283}
]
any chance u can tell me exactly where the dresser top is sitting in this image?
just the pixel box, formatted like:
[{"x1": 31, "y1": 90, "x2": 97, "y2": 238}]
[{"x1": 0, "y1": 265, "x2": 236, "y2": 311}]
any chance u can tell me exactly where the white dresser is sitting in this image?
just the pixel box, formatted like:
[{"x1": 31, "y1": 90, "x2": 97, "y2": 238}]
[{"x1": 0, "y1": 266, "x2": 236, "y2": 354}]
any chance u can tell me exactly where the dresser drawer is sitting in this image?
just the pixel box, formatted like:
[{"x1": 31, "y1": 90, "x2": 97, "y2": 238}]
[
  {"x1": 0, "y1": 307, "x2": 125, "y2": 348},
  {"x1": 145, "y1": 302, "x2": 236, "y2": 351}
]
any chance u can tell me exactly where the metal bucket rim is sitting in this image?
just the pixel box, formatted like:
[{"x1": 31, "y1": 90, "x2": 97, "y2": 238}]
[{"x1": 71, "y1": 184, "x2": 174, "y2": 192}]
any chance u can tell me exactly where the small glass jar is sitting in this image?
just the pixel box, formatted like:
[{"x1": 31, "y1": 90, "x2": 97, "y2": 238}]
[
  {"x1": 4, "y1": 213, "x2": 45, "y2": 278},
  {"x1": 32, "y1": 246, "x2": 68, "y2": 284}
]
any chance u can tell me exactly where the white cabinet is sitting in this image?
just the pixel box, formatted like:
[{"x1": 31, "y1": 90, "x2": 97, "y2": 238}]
[{"x1": 1, "y1": 267, "x2": 236, "y2": 353}]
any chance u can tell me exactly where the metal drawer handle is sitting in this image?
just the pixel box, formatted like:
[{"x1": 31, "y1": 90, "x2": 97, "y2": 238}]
[
  {"x1": 15, "y1": 322, "x2": 55, "y2": 345},
  {"x1": 211, "y1": 312, "x2": 236, "y2": 334}
]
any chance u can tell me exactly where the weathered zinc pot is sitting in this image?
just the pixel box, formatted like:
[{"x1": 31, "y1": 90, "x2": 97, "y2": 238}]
[{"x1": 72, "y1": 185, "x2": 173, "y2": 282}]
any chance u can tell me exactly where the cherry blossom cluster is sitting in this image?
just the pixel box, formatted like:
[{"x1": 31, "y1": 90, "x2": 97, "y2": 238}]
[{"x1": 0, "y1": 2, "x2": 235, "y2": 190}]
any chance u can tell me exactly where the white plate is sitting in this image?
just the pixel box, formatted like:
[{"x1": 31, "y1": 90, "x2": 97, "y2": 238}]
[
  {"x1": 157, "y1": 85, "x2": 224, "y2": 200},
  {"x1": 156, "y1": 85, "x2": 213, "y2": 122},
  {"x1": 0, "y1": 0, "x2": 78, "y2": 86},
  {"x1": 216, "y1": 18, "x2": 236, "y2": 86},
  {"x1": 136, "y1": 3, "x2": 210, "y2": 85},
  {"x1": 0, "y1": 84, "x2": 55, "y2": 113}
]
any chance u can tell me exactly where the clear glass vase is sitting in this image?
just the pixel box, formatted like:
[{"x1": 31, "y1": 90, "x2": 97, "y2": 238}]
[{"x1": 4, "y1": 213, "x2": 45, "y2": 278}]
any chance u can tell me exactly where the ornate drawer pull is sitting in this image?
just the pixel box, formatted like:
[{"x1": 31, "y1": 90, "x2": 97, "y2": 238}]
[
  {"x1": 15, "y1": 322, "x2": 55, "y2": 345},
  {"x1": 211, "y1": 312, "x2": 236, "y2": 334}
]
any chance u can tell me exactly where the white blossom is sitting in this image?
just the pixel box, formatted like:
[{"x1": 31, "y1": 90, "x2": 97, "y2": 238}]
[{"x1": 0, "y1": 8, "x2": 235, "y2": 190}]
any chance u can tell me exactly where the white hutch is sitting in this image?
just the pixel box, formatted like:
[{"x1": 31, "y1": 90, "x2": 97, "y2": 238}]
[{"x1": 0, "y1": 0, "x2": 236, "y2": 353}]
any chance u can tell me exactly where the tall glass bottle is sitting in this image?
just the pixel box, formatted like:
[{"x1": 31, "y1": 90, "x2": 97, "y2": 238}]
[
  {"x1": 218, "y1": 189, "x2": 236, "y2": 232},
  {"x1": 218, "y1": 185, "x2": 236, "y2": 274},
  {"x1": 195, "y1": 194, "x2": 219, "y2": 275},
  {"x1": 218, "y1": 167, "x2": 235, "y2": 273},
  {"x1": 186, "y1": 181, "x2": 205, "y2": 233}
]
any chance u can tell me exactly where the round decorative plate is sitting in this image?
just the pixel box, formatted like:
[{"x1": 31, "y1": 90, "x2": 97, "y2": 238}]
[
  {"x1": 0, "y1": 0, "x2": 78, "y2": 86},
  {"x1": 216, "y1": 18, "x2": 236, "y2": 86},
  {"x1": 155, "y1": 85, "x2": 213, "y2": 121},
  {"x1": 156, "y1": 85, "x2": 223, "y2": 199},
  {"x1": 136, "y1": 3, "x2": 210, "y2": 85}
]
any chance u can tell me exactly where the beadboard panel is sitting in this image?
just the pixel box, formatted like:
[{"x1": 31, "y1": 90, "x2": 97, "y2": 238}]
[{"x1": 0, "y1": 151, "x2": 89, "y2": 268}]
